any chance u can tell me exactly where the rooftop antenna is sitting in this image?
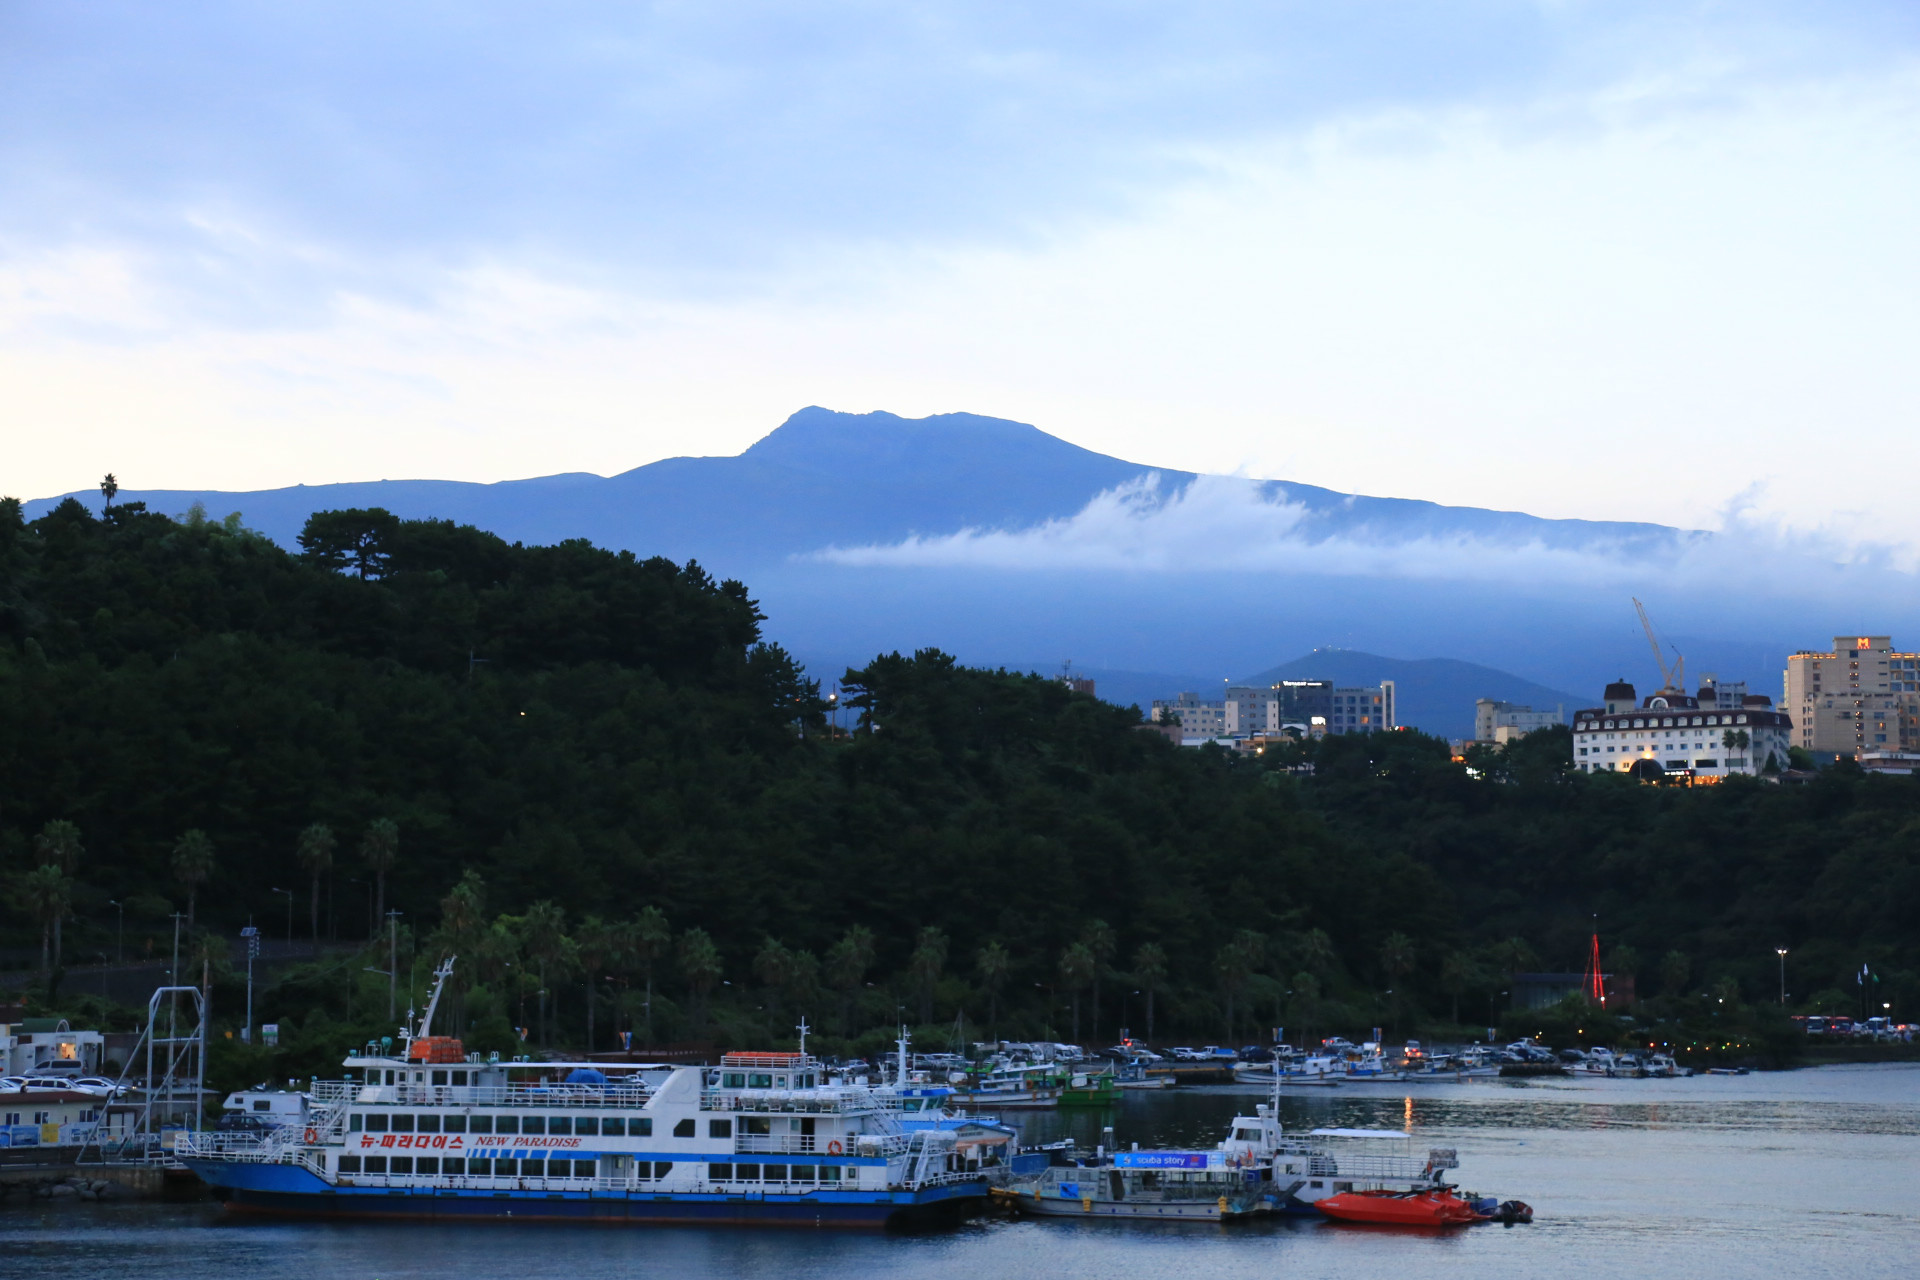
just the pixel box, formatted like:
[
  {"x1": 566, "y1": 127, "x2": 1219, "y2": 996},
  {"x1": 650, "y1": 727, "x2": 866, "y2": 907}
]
[
  {"x1": 414, "y1": 956, "x2": 457, "y2": 1044},
  {"x1": 795, "y1": 1015, "x2": 810, "y2": 1058},
  {"x1": 1632, "y1": 597, "x2": 1685, "y2": 693}
]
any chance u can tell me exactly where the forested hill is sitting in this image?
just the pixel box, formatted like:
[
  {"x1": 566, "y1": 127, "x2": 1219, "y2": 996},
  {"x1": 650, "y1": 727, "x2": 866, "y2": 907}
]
[{"x1": 1, "y1": 497, "x2": 1914, "y2": 1062}]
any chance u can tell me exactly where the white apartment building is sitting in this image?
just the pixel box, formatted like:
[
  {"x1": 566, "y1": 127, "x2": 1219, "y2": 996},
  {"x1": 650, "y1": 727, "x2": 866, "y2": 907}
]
[
  {"x1": 1783, "y1": 636, "x2": 1920, "y2": 757},
  {"x1": 1149, "y1": 692, "x2": 1227, "y2": 738},
  {"x1": 1571, "y1": 681, "x2": 1792, "y2": 778},
  {"x1": 1474, "y1": 699, "x2": 1564, "y2": 743},
  {"x1": 1153, "y1": 680, "x2": 1395, "y2": 741}
]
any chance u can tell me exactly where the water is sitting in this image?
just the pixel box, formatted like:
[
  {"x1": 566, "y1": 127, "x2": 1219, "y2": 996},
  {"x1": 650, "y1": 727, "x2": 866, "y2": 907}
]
[{"x1": 6, "y1": 1064, "x2": 1916, "y2": 1279}]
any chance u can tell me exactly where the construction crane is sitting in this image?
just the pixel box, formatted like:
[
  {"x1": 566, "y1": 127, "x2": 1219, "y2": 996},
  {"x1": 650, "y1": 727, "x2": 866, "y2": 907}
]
[{"x1": 1632, "y1": 597, "x2": 1685, "y2": 693}]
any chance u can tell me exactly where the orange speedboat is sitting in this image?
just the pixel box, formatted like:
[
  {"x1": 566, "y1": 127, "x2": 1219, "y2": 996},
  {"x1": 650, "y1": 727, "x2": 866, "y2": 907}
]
[{"x1": 1315, "y1": 1188, "x2": 1482, "y2": 1226}]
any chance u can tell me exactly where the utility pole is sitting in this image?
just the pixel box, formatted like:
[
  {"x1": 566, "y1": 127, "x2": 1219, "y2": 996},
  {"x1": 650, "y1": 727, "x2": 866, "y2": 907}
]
[{"x1": 388, "y1": 910, "x2": 403, "y2": 1021}]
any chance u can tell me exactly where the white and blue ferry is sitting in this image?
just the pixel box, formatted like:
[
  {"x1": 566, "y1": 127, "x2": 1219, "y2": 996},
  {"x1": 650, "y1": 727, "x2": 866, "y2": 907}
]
[{"x1": 179, "y1": 962, "x2": 990, "y2": 1228}]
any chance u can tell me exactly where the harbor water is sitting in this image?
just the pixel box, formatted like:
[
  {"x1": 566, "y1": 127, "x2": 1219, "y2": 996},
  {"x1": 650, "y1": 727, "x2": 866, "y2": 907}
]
[{"x1": 6, "y1": 1063, "x2": 1916, "y2": 1279}]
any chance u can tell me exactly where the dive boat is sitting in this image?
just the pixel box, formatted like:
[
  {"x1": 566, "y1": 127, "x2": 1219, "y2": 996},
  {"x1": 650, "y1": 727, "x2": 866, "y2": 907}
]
[
  {"x1": 997, "y1": 1104, "x2": 1305, "y2": 1221},
  {"x1": 178, "y1": 961, "x2": 988, "y2": 1227}
]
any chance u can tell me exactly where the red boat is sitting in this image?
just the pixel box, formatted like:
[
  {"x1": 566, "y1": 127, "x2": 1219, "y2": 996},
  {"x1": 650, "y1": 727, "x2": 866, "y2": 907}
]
[{"x1": 1315, "y1": 1188, "x2": 1482, "y2": 1226}]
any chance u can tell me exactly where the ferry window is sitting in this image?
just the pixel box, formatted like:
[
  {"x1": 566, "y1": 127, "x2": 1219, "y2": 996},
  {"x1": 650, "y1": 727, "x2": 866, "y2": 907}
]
[
  {"x1": 775, "y1": 1077, "x2": 788, "y2": 1088},
  {"x1": 349, "y1": 1113, "x2": 363, "y2": 1132},
  {"x1": 452, "y1": 1071, "x2": 468, "y2": 1086},
  {"x1": 735, "y1": 1163, "x2": 759, "y2": 1181},
  {"x1": 442, "y1": 1158, "x2": 463, "y2": 1175},
  {"x1": 674, "y1": 1119, "x2": 695, "y2": 1138},
  {"x1": 794, "y1": 1165, "x2": 816, "y2": 1183},
  {"x1": 763, "y1": 1164, "x2": 787, "y2": 1183},
  {"x1": 392, "y1": 1114, "x2": 414, "y2": 1133},
  {"x1": 722, "y1": 1073, "x2": 746, "y2": 1088},
  {"x1": 367, "y1": 1113, "x2": 390, "y2": 1132},
  {"x1": 390, "y1": 1157, "x2": 413, "y2": 1175},
  {"x1": 653, "y1": 1162, "x2": 672, "y2": 1179},
  {"x1": 709, "y1": 1163, "x2": 733, "y2": 1181},
  {"x1": 819, "y1": 1166, "x2": 840, "y2": 1183},
  {"x1": 575, "y1": 1117, "x2": 598, "y2": 1136},
  {"x1": 417, "y1": 1114, "x2": 440, "y2": 1133},
  {"x1": 522, "y1": 1115, "x2": 545, "y2": 1135},
  {"x1": 519, "y1": 1157, "x2": 544, "y2": 1176},
  {"x1": 635, "y1": 1118, "x2": 652, "y2": 1137},
  {"x1": 364, "y1": 1156, "x2": 387, "y2": 1174},
  {"x1": 743, "y1": 1117, "x2": 770, "y2": 1135},
  {"x1": 572, "y1": 1160, "x2": 596, "y2": 1178},
  {"x1": 339, "y1": 1155, "x2": 362, "y2": 1173},
  {"x1": 458, "y1": 1114, "x2": 481, "y2": 1134},
  {"x1": 495, "y1": 1115, "x2": 519, "y2": 1135},
  {"x1": 748, "y1": 1074, "x2": 773, "y2": 1089},
  {"x1": 493, "y1": 1158, "x2": 516, "y2": 1176},
  {"x1": 431, "y1": 1071, "x2": 447, "y2": 1086},
  {"x1": 416, "y1": 1158, "x2": 438, "y2": 1175},
  {"x1": 600, "y1": 1118, "x2": 622, "y2": 1137},
  {"x1": 548, "y1": 1116, "x2": 571, "y2": 1136},
  {"x1": 709, "y1": 1119, "x2": 732, "y2": 1139}
]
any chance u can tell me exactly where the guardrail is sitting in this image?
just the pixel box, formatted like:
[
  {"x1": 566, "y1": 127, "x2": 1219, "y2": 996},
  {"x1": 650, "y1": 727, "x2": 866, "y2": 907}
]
[{"x1": 314, "y1": 1080, "x2": 656, "y2": 1110}]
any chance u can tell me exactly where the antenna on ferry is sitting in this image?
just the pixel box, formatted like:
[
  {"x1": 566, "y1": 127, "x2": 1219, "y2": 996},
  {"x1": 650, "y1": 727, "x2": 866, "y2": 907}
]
[
  {"x1": 795, "y1": 1016, "x2": 810, "y2": 1057},
  {"x1": 896, "y1": 1025, "x2": 910, "y2": 1085}
]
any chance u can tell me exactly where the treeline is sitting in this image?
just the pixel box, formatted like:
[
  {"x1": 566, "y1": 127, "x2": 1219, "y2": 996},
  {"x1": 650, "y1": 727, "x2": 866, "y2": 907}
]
[{"x1": 1, "y1": 496, "x2": 1915, "y2": 1069}]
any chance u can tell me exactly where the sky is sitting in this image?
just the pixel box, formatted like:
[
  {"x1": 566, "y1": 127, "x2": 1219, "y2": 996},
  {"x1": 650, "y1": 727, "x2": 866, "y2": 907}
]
[{"x1": 5, "y1": 3, "x2": 1920, "y2": 547}]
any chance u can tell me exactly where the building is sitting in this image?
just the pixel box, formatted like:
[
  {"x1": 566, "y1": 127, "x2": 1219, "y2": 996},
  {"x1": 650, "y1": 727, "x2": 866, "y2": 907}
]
[
  {"x1": 2, "y1": 1017, "x2": 105, "y2": 1076},
  {"x1": 1153, "y1": 679, "x2": 1395, "y2": 742},
  {"x1": 1783, "y1": 636, "x2": 1920, "y2": 758},
  {"x1": 1473, "y1": 699, "x2": 1564, "y2": 744},
  {"x1": 1570, "y1": 681, "x2": 1792, "y2": 778}
]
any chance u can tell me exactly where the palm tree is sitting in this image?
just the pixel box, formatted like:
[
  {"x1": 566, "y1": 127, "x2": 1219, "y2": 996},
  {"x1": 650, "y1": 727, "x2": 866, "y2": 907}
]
[
  {"x1": 1379, "y1": 931, "x2": 1416, "y2": 1029},
  {"x1": 100, "y1": 473, "x2": 118, "y2": 508},
  {"x1": 976, "y1": 941, "x2": 1011, "y2": 1041},
  {"x1": 1439, "y1": 951, "x2": 1480, "y2": 1025},
  {"x1": 522, "y1": 900, "x2": 570, "y2": 1046},
  {"x1": 33, "y1": 820, "x2": 82, "y2": 967},
  {"x1": 22, "y1": 865, "x2": 71, "y2": 975},
  {"x1": 1081, "y1": 919, "x2": 1116, "y2": 1046},
  {"x1": 575, "y1": 915, "x2": 627, "y2": 1053},
  {"x1": 295, "y1": 823, "x2": 335, "y2": 941},
  {"x1": 1058, "y1": 942, "x2": 1096, "y2": 1043},
  {"x1": 1720, "y1": 727, "x2": 1751, "y2": 770},
  {"x1": 826, "y1": 925, "x2": 875, "y2": 1035},
  {"x1": 632, "y1": 907, "x2": 672, "y2": 1044},
  {"x1": 908, "y1": 926, "x2": 948, "y2": 1025},
  {"x1": 171, "y1": 829, "x2": 215, "y2": 928},
  {"x1": 360, "y1": 818, "x2": 399, "y2": 934},
  {"x1": 678, "y1": 928, "x2": 723, "y2": 1030},
  {"x1": 1132, "y1": 942, "x2": 1168, "y2": 1043},
  {"x1": 434, "y1": 870, "x2": 487, "y2": 1032},
  {"x1": 754, "y1": 938, "x2": 795, "y2": 1021},
  {"x1": 1214, "y1": 931, "x2": 1265, "y2": 1043}
]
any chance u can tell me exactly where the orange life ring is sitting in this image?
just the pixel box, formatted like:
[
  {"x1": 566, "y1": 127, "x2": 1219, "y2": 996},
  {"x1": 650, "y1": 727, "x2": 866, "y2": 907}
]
[
  {"x1": 304, "y1": 1127, "x2": 318, "y2": 1144},
  {"x1": 827, "y1": 1140, "x2": 843, "y2": 1155}
]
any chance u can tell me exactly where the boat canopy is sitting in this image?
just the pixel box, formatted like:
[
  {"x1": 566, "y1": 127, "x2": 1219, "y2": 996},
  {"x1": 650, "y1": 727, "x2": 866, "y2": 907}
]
[{"x1": 1307, "y1": 1127, "x2": 1412, "y2": 1139}]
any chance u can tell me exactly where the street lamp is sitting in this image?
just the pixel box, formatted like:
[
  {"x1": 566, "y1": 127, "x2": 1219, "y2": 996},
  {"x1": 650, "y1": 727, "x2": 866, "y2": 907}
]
[{"x1": 1776, "y1": 949, "x2": 1788, "y2": 1005}]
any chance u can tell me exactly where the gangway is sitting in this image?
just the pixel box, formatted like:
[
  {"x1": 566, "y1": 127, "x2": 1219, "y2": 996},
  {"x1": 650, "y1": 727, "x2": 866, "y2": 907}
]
[{"x1": 78, "y1": 984, "x2": 208, "y2": 1167}]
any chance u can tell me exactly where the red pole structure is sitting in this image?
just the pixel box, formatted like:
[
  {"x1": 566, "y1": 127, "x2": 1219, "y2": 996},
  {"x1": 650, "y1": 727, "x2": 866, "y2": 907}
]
[{"x1": 1584, "y1": 930, "x2": 1606, "y2": 1005}]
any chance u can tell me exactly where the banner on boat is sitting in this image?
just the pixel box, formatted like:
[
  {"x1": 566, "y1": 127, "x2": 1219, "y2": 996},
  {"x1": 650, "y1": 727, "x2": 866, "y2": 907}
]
[{"x1": 1113, "y1": 1151, "x2": 1209, "y2": 1170}]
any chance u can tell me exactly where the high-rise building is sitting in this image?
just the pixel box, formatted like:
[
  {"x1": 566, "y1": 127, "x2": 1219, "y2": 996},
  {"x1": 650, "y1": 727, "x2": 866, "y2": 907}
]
[{"x1": 1783, "y1": 636, "x2": 1920, "y2": 757}]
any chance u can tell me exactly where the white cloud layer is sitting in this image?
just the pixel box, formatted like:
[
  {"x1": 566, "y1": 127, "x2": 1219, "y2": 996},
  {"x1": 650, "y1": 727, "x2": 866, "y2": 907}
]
[{"x1": 810, "y1": 473, "x2": 1920, "y2": 601}]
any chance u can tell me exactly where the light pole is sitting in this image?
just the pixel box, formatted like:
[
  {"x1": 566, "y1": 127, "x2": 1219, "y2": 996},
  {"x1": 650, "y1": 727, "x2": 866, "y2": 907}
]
[
  {"x1": 387, "y1": 910, "x2": 402, "y2": 1021},
  {"x1": 271, "y1": 888, "x2": 293, "y2": 948},
  {"x1": 107, "y1": 900, "x2": 124, "y2": 965},
  {"x1": 240, "y1": 924, "x2": 260, "y2": 1044},
  {"x1": 1776, "y1": 948, "x2": 1788, "y2": 1005}
]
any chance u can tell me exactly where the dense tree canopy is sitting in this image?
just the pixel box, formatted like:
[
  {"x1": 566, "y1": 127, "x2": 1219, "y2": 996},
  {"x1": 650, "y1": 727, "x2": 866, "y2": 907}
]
[{"x1": 1, "y1": 495, "x2": 1914, "y2": 1072}]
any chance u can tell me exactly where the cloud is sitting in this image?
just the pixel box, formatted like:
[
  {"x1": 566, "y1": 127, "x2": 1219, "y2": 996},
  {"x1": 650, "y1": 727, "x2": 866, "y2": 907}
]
[{"x1": 808, "y1": 472, "x2": 1920, "y2": 599}]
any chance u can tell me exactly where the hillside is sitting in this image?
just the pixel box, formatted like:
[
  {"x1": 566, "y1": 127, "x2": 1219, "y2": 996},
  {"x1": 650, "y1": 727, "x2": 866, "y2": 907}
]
[{"x1": 1, "y1": 497, "x2": 1913, "y2": 1078}]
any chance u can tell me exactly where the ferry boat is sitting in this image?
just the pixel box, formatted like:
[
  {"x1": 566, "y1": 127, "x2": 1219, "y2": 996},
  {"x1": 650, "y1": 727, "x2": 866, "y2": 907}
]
[{"x1": 178, "y1": 961, "x2": 988, "y2": 1228}]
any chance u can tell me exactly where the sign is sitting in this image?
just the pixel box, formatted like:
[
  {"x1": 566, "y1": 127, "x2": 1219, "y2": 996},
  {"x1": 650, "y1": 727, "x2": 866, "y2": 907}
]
[
  {"x1": 261, "y1": 1024, "x2": 279, "y2": 1047},
  {"x1": 1113, "y1": 1151, "x2": 1209, "y2": 1170}
]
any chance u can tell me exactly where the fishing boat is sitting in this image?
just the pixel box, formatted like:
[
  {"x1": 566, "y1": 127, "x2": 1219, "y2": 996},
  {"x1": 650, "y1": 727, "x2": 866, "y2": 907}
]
[
  {"x1": 1057, "y1": 1068, "x2": 1120, "y2": 1107},
  {"x1": 178, "y1": 960, "x2": 989, "y2": 1227},
  {"x1": 1232, "y1": 1054, "x2": 1343, "y2": 1087},
  {"x1": 948, "y1": 1061, "x2": 1064, "y2": 1110}
]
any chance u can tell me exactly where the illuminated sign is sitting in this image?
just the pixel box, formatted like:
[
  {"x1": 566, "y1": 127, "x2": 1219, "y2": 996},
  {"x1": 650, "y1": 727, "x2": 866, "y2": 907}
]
[{"x1": 1113, "y1": 1151, "x2": 1209, "y2": 1170}]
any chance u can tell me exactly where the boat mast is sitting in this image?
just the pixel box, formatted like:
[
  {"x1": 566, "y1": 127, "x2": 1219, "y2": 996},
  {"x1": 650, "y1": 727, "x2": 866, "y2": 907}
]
[{"x1": 415, "y1": 956, "x2": 458, "y2": 1042}]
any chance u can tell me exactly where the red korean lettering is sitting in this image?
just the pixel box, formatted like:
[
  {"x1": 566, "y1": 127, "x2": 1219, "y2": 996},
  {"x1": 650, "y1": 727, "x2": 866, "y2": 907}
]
[
  {"x1": 432, "y1": 1135, "x2": 446, "y2": 1149},
  {"x1": 379, "y1": 1135, "x2": 395, "y2": 1148},
  {"x1": 359, "y1": 1135, "x2": 373, "y2": 1149},
  {"x1": 449, "y1": 1135, "x2": 463, "y2": 1148}
]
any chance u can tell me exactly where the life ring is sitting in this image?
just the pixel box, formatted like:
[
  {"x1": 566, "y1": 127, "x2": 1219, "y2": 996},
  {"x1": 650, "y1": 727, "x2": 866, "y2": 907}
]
[
  {"x1": 304, "y1": 1127, "x2": 317, "y2": 1144},
  {"x1": 827, "y1": 1140, "x2": 843, "y2": 1155}
]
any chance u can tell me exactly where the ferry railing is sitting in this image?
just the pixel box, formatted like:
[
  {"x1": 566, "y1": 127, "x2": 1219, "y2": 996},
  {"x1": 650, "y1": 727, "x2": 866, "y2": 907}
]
[
  {"x1": 700, "y1": 1088, "x2": 877, "y2": 1115},
  {"x1": 315, "y1": 1079, "x2": 656, "y2": 1110},
  {"x1": 733, "y1": 1133, "x2": 819, "y2": 1154}
]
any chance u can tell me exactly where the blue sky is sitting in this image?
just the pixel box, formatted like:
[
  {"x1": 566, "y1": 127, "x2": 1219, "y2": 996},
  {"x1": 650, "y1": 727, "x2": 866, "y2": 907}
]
[{"x1": 6, "y1": 2, "x2": 1920, "y2": 548}]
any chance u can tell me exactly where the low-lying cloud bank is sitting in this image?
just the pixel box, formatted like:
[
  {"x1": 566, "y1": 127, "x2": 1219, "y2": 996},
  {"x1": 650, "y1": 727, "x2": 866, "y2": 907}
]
[{"x1": 808, "y1": 474, "x2": 1920, "y2": 603}]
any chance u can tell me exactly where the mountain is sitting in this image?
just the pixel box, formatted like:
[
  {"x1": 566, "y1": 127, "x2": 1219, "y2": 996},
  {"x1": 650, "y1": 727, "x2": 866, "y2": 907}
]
[
  {"x1": 24, "y1": 406, "x2": 1682, "y2": 571},
  {"x1": 22, "y1": 406, "x2": 1871, "y2": 700},
  {"x1": 1239, "y1": 650, "x2": 1588, "y2": 740}
]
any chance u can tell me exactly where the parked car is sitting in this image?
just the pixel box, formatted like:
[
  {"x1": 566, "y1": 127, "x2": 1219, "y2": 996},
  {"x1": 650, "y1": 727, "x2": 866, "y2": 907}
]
[
  {"x1": 1237, "y1": 1045, "x2": 1273, "y2": 1062},
  {"x1": 1167, "y1": 1046, "x2": 1210, "y2": 1062},
  {"x1": 68, "y1": 1077, "x2": 125, "y2": 1097}
]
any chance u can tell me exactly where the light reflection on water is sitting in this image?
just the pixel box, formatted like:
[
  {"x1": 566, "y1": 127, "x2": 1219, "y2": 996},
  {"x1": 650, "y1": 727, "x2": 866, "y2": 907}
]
[{"x1": 5, "y1": 1064, "x2": 1916, "y2": 1280}]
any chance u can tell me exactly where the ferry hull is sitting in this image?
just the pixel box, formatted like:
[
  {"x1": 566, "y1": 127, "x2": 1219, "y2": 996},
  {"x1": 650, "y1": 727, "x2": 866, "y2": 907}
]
[{"x1": 186, "y1": 1160, "x2": 986, "y2": 1229}]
